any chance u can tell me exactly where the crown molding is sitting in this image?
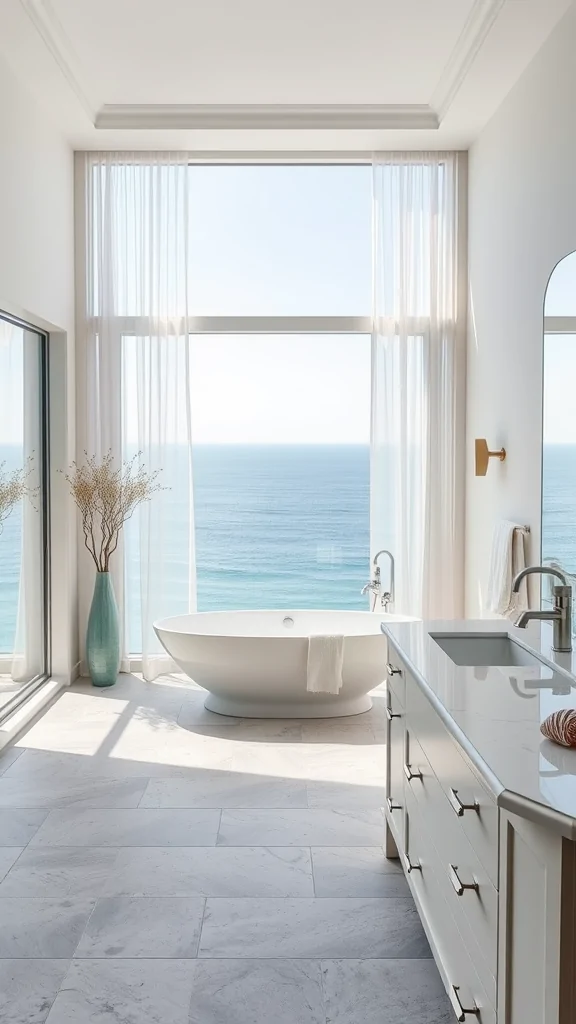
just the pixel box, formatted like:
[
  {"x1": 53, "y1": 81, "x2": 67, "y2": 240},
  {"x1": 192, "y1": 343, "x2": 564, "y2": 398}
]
[
  {"x1": 431, "y1": 0, "x2": 506, "y2": 120},
  {"x1": 94, "y1": 104, "x2": 439, "y2": 131},
  {"x1": 20, "y1": 0, "x2": 95, "y2": 118},
  {"x1": 21, "y1": 0, "x2": 508, "y2": 132}
]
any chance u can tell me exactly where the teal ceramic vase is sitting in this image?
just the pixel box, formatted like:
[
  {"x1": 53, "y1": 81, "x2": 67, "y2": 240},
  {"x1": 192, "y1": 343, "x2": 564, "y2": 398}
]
[{"x1": 86, "y1": 572, "x2": 120, "y2": 687}]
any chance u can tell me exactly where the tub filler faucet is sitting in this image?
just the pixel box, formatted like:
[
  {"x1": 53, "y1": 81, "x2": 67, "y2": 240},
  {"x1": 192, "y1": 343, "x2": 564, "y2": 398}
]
[
  {"x1": 512, "y1": 565, "x2": 573, "y2": 653},
  {"x1": 362, "y1": 549, "x2": 395, "y2": 611}
]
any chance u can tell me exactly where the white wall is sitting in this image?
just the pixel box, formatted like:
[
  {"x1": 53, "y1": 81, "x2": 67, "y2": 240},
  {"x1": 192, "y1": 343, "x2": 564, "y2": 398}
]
[
  {"x1": 0, "y1": 55, "x2": 77, "y2": 680},
  {"x1": 466, "y1": 5, "x2": 576, "y2": 615}
]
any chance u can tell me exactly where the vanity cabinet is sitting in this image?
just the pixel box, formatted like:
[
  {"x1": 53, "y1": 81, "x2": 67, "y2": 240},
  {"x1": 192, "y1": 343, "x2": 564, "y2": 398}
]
[{"x1": 385, "y1": 642, "x2": 576, "y2": 1024}]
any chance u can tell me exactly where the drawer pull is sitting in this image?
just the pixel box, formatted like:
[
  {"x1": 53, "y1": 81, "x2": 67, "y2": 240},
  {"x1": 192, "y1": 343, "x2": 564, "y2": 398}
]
[
  {"x1": 386, "y1": 662, "x2": 402, "y2": 677},
  {"x1": 403, "y1": 853, "x2": 421, "y2": 874},
  {"x1": 449, "y1": 787, "x2": 479, "y2": 817},
  {"x1": 449, "y1": 985, "x2": 479, "y2": 1021},
  {"x1": 386, "y1": 706, "x2": 402, "y2": 720},
  {"x1": 449, "y1": 864, "x2": 479, "y2": 897},
  {"x1": 404, "y1": 763, "x2": 423, "y2": 782},
  {"x1": 386, "y1": 796, "x2": 402, "y2": 812}
]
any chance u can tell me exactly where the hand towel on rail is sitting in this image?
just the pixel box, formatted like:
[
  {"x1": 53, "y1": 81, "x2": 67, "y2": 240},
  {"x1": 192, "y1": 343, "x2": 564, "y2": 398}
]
[
  {"x1": 307, "y1": 635, "x2": 345, "y2": 693},
  {"x1": 486, "y1": 520, "x2": 529, "y2": 618}
]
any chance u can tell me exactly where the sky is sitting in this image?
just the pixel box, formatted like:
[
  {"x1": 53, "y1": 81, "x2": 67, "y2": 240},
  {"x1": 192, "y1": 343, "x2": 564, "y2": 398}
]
[
  {"x1": 5, "y1": 167, "x2": 576, "y2": 448},
  {"x1": 190, "y1": 334, "x2": 371, "y2": 444},
  {"x1": 122, "y1": 165, "x2": 373, "y2": 445},
  {"x1": 544, "y1": 250, "x2": 576, "y2": 444}
]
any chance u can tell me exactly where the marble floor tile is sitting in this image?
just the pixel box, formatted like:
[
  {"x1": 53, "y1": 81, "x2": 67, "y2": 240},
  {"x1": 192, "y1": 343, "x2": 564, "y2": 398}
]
[
  {"x1": 0, "y1": 808, "x2": 48, "y2": 844},
  {"x1": 32, "y1": 691, "x2": 129, "y2": 722},
  {"x1": 45, "y1": 958, "x2": 195, "y2": 1024},
  {"x1": 0, "y1": 847, "x2": 23, "y2": 883},
  {"x1": 178, "y1": 711, "x2": 303, "y2": 742},
  {"x1": 227, "y1": 743, "x2": 385, "y2": 786},
  {"x1": 306, "y1": 780, "x2": 386, "y2": 809},
  {"x1": 218, "y1": 808, "x2": 384, "y2": 846},
  {"x1": 140, "y1": 774, "x2": 308, "y2": 808},
  {"x1": 0, "y1": 748, "x2": 202, "y2": 781},
  {"x1": 17, "y1": 719, "x2": 127, "y2": 757},
  {"x1": 103, "y1": 845, "x2": 314, "y2": 897},
  {"x1": 198, "y1": 897, "x2": 430, "y2": 959},
  {"x1": 0, "y1": 898, "x2": 94, "y2": 957},
  {"x1": 322, "y1": 959, "x2": 452, "y2": 1024},
  {"x1": 300, "y1": 722, "x2": 379, "y2": 744},
  {"x1": 311, "y1": 847, "x2": 409, "y2": 897},
  {"x1": 31, "y1": 807, "x2": 221, "y2": 847},
  {"x1": 0, "y1": 745, "x2": 24, "y2": 775},
  {"x1": 0, "y1": 959, "x2": 70, "y2": 1024},
  {"x1": 75, "y1": 896, "x2": 205, "y2": 958},
  {"x1": 0, "y1": 774, "x2": 149, "y2": 809},
  {"x1": 0, "y1": 847, "x2": 120, "y2": 897},
  {"x1": 189, "y1": 959, "x2": 325, "y2": 1024}
]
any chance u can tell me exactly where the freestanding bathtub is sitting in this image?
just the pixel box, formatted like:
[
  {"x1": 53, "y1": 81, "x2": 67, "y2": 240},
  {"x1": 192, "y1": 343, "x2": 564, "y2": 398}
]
[{"x1": 154, "y1": 609, "x2": 414, "y2": 718}]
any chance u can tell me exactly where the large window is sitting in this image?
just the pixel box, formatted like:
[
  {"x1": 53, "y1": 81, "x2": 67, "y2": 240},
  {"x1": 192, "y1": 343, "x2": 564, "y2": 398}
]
[
  {"x1": 0, "y1": 314, "x2": 48, "y2": 709},
  {"x1": 542, "y1": 252, "x2": 576, "y2": 618},
  {"x1": 118, "y1": 165, "x2": 372, "y2": 652},
  {"x1": 85, "y1": 156, "x2": 460, "y2": 658}
]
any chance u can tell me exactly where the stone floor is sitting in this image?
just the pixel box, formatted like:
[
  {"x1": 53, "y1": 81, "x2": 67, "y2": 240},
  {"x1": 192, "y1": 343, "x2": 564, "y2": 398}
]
[{"x1": 0, "y1": 674, "x2": 452, "y2": 1023}]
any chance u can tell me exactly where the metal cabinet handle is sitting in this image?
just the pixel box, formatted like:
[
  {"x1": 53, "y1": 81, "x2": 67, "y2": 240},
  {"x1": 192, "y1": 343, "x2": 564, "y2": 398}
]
[
  {"x1": 449, "y1": 985, "x2": 479, "y2": 1021},
  {"x1": 403, "y1": 852, "x2": 421, "y2": 874},
  {"x1": 448, "y1": 787, "x2": 479, "y2": 817},
  {"x1": 386, "y1": 796, "x2": 401, "y2": 813},
  {"x1": 386, "y1": 662, "x2": 402, "y2": 676},
  {"x1": 449, "y1": 864, "x2": 479, "y2": 897},
  {"x1": 386, "y1": 706, "x2": 401, "y2": 720},
  {"x1": 404, "y1": 763, "x2": 423, "y2": 782}
]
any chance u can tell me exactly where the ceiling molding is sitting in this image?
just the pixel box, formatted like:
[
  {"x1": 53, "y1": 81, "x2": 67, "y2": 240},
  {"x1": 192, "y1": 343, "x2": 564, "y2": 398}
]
[
  {"x1": 94, "y1": 104, "x2": 439, "y2": 131},
  {"x1": 19, "y1": 0, "x2": 95, "y2": 118},
  {"x1": 20, "y1": 0, "x2": 509, "y2": 133},
  {"x1": 431, "y1": 0, "x2": 507, "y2": 120}
]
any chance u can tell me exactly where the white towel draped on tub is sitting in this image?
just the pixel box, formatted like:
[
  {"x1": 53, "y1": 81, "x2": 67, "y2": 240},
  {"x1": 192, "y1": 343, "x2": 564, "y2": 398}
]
[
  {"x1": 487, "y1": 521, "x2": 529, "y2": 618},
  {"x1": 307, "y1": 635, "x2": 345, "y2": 693}
]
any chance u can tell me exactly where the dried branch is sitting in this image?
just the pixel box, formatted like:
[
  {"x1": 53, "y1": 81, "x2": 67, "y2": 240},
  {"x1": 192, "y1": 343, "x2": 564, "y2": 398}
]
[
  {"x1": 65, "y1": 450, "x2": 165, "y2": 573},
  {"x1": 0, "y1": 458, "x2": 38, "y2": 534}
]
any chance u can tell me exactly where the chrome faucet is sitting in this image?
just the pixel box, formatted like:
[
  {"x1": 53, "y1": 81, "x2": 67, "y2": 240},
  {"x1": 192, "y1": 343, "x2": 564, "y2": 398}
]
[
  {"x1": 361, "y1": 549, "x2": 395, "y2": 611},
  {"x1": 512, "y1": 565, "x2": 573, "y2": 653}
]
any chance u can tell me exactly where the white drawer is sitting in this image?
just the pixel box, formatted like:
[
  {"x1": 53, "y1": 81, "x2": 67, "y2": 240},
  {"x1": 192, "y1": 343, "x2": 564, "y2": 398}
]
[
  {"x1": 406, "y1": 667, "x2": 499, "y2": 887},
  {"x1": 385, "y1": 655, "x2": 405, "y2": 706},
  {"x1": 385, "y1": 686, "x2": 405, "y2": 848},
  {"x1": 404, "y1": 730, "x2": 497, "y2": 1002},
  {"x1": 404, "y1": 788, "x2": 496, "y2": 1024}
]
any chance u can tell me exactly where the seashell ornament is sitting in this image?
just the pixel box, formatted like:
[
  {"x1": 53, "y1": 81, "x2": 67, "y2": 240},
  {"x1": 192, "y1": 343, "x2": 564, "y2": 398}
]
[{"x1": 540, "y1": 709, "x2": 576, "y2": 748}]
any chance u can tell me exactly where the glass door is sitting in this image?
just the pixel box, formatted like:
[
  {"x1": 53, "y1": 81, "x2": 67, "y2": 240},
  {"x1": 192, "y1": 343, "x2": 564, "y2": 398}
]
[{"x1": 0, "y1": 313, "x2": 49, "y2": 715}]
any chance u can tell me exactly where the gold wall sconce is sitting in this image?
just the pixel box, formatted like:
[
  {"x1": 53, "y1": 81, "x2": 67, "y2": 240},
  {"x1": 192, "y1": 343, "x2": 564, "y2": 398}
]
[{"x1": 475, "y1": 438, "x2": 506, "y2": 477}]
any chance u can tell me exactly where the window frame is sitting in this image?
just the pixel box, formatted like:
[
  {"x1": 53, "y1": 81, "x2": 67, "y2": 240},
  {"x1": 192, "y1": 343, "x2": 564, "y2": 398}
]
[
  {"x1": 0, "y1": 311, "x2": 51, "y2": 723},
  {"x1": 87, "y1": 157, "x2": 449, "y2": 658}
]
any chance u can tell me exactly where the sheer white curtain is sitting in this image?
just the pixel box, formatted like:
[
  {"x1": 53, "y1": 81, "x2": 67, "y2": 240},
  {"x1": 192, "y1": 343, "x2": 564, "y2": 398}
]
[
  {"x1": 80, "y1": 153, "x2": 195, "y2": 680},
  {"x1": 371, "y1": 153, "x2": 463, "y2": 619}
]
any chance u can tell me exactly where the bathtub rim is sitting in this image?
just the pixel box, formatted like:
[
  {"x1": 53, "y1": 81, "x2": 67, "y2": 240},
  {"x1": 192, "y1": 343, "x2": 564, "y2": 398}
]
[{"x1": 154, "y1": 608, "x2": 415, "y2": 641}]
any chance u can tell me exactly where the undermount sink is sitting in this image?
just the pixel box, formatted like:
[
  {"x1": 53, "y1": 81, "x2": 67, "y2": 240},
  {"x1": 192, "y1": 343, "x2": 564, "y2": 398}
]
[{"x1": 431, "y1": 633, "x2": 544, "y2": 668}]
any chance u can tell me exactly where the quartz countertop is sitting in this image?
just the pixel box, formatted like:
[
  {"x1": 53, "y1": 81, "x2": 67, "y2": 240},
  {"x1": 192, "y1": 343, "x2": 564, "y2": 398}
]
[{"x1": 382, "y1": 618, "x2": 576, "y2": 838}]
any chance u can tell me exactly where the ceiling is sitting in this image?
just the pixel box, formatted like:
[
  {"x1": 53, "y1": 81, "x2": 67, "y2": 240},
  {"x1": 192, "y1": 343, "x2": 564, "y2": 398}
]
[{"x1": 0, "y1": 0, "x2": 570, "y2": 150}]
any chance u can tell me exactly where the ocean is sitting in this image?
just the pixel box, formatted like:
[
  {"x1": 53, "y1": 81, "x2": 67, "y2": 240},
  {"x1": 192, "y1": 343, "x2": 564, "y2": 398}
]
[
  {"x1": 1, "y1": 443, "x2": 574, "y2": 653},
  {"x1": 124, "y1": 444, "x2": 371, "y2": 652}
]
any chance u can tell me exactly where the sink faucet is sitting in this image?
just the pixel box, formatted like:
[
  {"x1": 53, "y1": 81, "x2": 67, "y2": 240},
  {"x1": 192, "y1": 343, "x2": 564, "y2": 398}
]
[
  {"x1": 361, "y1": 549, "x2": 395, "y2": 610},
  {"x1": 512, "y1": 566, "x2": 572, "y2": 653}
]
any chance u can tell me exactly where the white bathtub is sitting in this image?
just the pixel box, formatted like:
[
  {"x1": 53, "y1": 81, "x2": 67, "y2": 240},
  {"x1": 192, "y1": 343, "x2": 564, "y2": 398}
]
[{"x1": 154, "y1": 609, "x2": 414, "y2": 718}]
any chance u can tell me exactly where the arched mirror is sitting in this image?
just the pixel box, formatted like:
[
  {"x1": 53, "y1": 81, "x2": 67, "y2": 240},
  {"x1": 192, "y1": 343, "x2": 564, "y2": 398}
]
[{"x1": 542, "y1": 251, "x2": 576, "y2": 614}]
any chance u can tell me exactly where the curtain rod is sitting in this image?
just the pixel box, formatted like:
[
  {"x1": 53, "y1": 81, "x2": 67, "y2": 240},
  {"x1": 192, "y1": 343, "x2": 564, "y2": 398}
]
[{"x1": 79, "y1": 150, "x2": 466, "y2": 165}]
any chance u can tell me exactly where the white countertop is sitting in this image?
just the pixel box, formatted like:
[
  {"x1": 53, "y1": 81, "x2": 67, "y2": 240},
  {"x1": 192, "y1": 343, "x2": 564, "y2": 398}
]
[{"x1": 383, "y1": 618, "x2": 576, "y2": 838}]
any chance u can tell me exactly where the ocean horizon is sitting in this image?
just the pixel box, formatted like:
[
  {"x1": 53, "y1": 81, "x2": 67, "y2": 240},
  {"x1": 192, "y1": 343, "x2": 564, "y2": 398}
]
[{"x1": 1, "y1": 442, "x2": 574, "y2": 652}]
